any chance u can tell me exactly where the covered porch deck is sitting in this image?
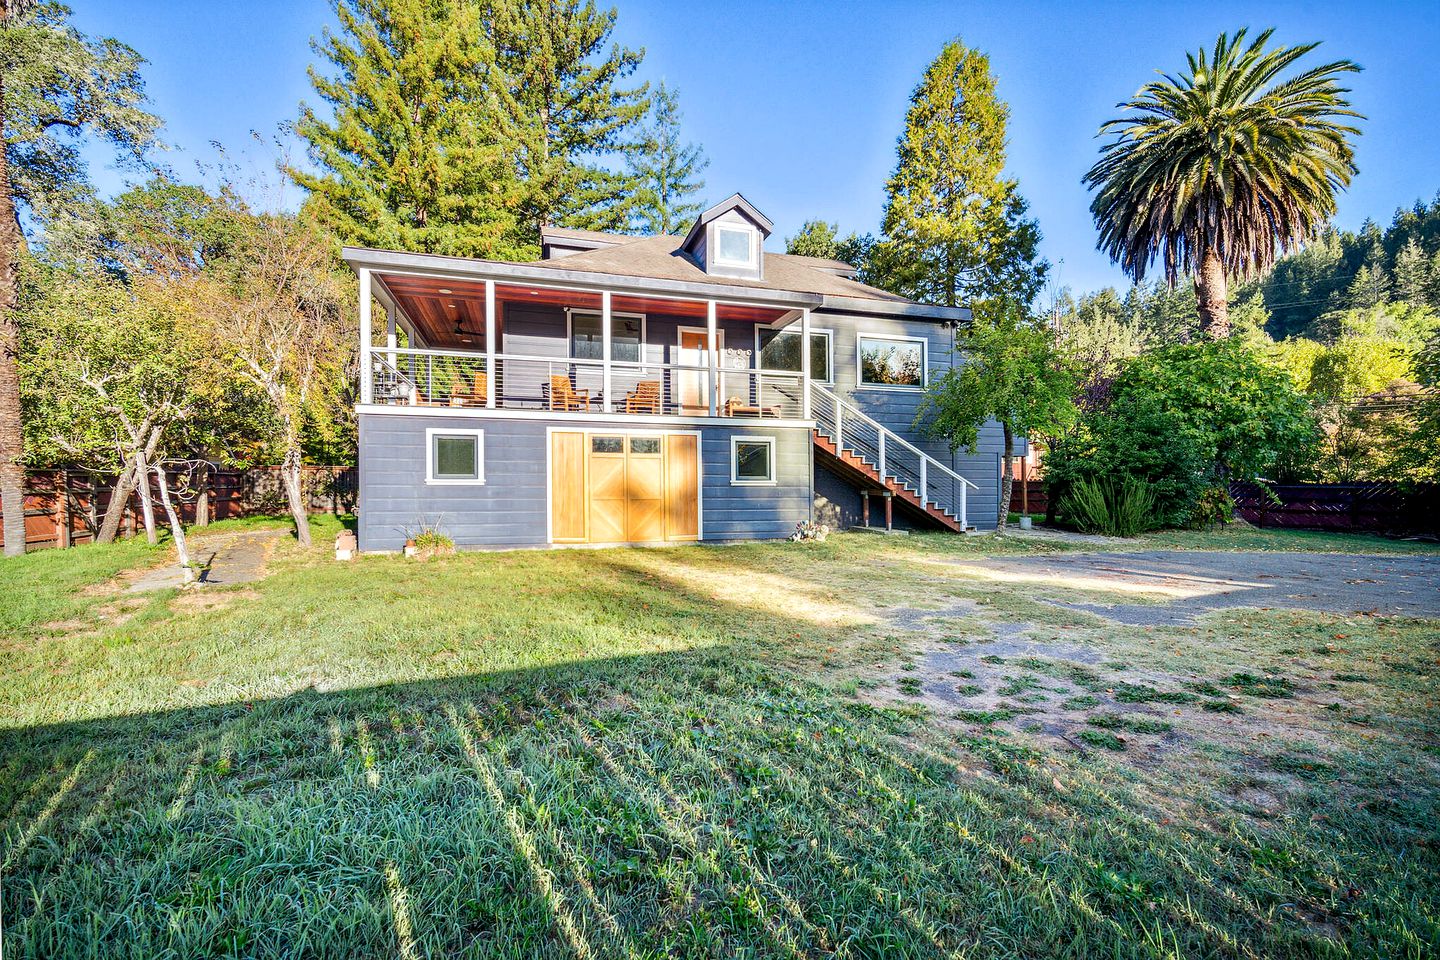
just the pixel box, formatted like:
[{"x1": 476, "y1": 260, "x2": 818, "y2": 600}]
[{"x1": 356, "y1": 258, "x2": 821, "y2": 422}]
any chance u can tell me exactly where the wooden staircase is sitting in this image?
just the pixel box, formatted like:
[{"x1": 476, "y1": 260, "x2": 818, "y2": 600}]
[
  {"x1": 812, "y1": 432, "x2": 965, "y2": 532},
  {"x1": 810, "y1": 383, "x2": 979, "y2": 534}
]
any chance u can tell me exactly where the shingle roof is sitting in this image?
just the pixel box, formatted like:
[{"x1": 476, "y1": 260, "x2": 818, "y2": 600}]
[{"x1": 527, "y1": 234, "x2": 910, "y2": 303}]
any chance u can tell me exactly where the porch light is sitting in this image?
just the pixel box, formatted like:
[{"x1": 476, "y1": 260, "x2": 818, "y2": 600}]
[{"x1": 437, "y1": 288, "x2": 452, "y2": 294}]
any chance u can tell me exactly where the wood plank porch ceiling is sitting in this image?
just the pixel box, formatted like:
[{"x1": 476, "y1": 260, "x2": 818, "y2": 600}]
[{"x1": 379, "y1": 273, "x2": 793, "y2": 348}]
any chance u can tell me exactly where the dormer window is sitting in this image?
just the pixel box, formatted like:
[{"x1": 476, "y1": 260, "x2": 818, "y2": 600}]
[
  {"x1": 681, "y1": 193, "x2": 773, "y2": 281},
  {"x1": 714, "y1": 225, "x2": 756, "y2": 268}
]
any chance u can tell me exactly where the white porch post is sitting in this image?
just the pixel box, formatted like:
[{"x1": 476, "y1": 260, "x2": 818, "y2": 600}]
[
  {"x1": 601, "y1": 290, "x2": 613, "y2": 413},
  {"x1": 484, "y1": 279, "x2": 496, "y2": 408},
  {"x1": 706, "y1": 300, "x2": 718, "y2": 417},
  {"x1": 799, "y1": 308, "x2": 812, "y2": 419},
  {"x1": 358, "y1": 267, "x2": 373, "y2": 404}
]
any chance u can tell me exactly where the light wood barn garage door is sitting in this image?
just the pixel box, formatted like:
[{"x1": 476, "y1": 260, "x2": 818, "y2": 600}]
[{"x1": 550, "y1": 431, "x2": 698, "y2": 544}]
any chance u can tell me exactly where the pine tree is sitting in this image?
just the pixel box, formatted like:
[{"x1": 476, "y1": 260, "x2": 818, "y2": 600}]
[
  {"x1": 1346, "y1": 263, "x2": 1389, "y2": 310},
  {"x1": 625, "y1": 82, "x2": 706, "y2": 236},
  {"x1": 291, "y1": 0, "x2": 532, "y2": 259},
  {"x1": 1393, "y1": 238, "x2": 1432, "y2": 308},
  {"x1": 875, "y1": 40, "x2": 1045, "y2": 308},
  {"x1": 494, "y1": 0, "x2": 649, "y2": 234}
]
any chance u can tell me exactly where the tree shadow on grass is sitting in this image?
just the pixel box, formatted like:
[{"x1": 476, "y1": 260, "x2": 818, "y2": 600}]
[{"x1": 1, "y1": 547, "x2": 1432, "y2": 959}]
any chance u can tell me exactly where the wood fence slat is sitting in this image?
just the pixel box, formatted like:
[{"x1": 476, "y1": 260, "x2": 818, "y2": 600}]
[{"x1": 0, "y1": 466, "x2": 358, "y2": 551}]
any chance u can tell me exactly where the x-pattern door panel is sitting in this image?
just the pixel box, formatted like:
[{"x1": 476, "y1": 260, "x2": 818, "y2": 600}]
[{"x1": 552, "y1": 431, "x2": 699, "y2": 544}]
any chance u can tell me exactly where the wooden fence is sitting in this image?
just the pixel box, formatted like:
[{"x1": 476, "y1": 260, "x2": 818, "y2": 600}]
[
  {"x1": 1230, "y1": 481, "x2": 1440, "y2": 537},
  {"x1": 0, "y1": 466, "x2": 357, "y2": 551}
]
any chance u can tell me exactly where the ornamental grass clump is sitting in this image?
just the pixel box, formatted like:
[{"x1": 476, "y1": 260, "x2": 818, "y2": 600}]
[{"x1": 1058, "y1": 475, "x2": 1156, "y2": 537}]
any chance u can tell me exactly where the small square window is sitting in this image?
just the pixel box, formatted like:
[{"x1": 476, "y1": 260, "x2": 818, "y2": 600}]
[
  {"x1": 427, "y1": 430, "x2": 484, "y2": 483},
  {"x1": 629, "y1": 437, "x2": 661, "y2": 454},
  {"x1": 732, "y1": 437, "x2": 775, "y2": 484},
  {"x1": 715, "y1": 226, "x2": 754, "y2": 265},
  {"x1": 591, "y1": 436, "x2": 624, "y2": 454}
]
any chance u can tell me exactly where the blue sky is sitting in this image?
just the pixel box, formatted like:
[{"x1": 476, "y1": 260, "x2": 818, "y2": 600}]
[{"x1": 74, "y1": 0, "x2": 1440, "y2": 298}]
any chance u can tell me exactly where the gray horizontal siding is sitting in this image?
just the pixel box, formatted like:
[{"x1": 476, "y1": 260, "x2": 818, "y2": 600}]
[
  {"x1": 814, "y1": 307, "x2": 1010, "y2": 529},
  {"x1": 701, "y1": 425, "x2": 812, "y2": 541},
  {"x1": 358, "y1": 413, "x2": 814, "y2": 549},
  {"x1": 358, "y1": 414, "x2": 551, "y2": 550}
]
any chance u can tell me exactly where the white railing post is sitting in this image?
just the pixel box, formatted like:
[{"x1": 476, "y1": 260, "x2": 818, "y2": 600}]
[
  {"x1": 706, "y1": 300, "x2": 718, "y2": 417},
  {"x1": 920, "y1": 456, "x2": 928, "y2": 505},
  {"x1": 800, "y1": 308, "x2": 812, "y2": 420},
  {"x1": 835, "y1": 395, "x2": 843, "y2": 444},
  {"x1": 878, "y1": 429, "x2": 887, "y2": 482},
  {"x1": 601, "y1": 290, "x2": 613, "y2": 413},
  {"x1": 484, "y1": 279, "x2": 496, "y2": 408},
  {"x1": 960, "y1": 476, "x2": 968, "y2": 529},
  {"x1": 358, "y1": 267, "x2": 373, "y2": 404}
]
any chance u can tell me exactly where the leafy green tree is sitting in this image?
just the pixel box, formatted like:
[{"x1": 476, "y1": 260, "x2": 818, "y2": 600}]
[
  {"x1": 18, "y1": 257, "x2": 243, "y2": 546},
  {"x1": 494, "y1": 0, "x2": 649, "y2": 233},
  {"x1": 0, "y1": 0, "x2": 160, "y2": 554},
  {"x1": 920, "y1": 301, "x2": 1078, "y2": 527},
  {"x1": 292, "y1": 0, "x2": 532, "y2": 259},
  {"x1": 786, "y1": 220, "x2": 843, "y2": 260},
  {"x1": 875, "y1": 39, "x2": 1046, "y2": 308},
  {"x1": 785, "y1": 219, "x2": 878, "y2": 281},
  {"x1": 1045, "y1": 340, "x2": 1319, "y2": 528},
  {"x1": 625, "y1": 81, "x2": 706, "y2": 235},
  {"x1": 1053, "y1": 287, "x2": 1145, "y2": 408},
  {"x1": 1402, "y1": 338, "x2": 1440, "y2": 481},
  {"x1": 1085, "y1": 29, "x2": 1362, "y2": 339}
]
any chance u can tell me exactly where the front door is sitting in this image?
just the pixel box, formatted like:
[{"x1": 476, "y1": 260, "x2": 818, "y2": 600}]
[
  {"x1": 550, "y1": 431, "x2": 699, "y2": 543},
  {"x1": 676, "y1": 328, "x2": 721, "y2": 415}
]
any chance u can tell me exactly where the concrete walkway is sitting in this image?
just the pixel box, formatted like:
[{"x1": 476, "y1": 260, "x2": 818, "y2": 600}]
[{"x1": 127, "y1": 528, "x2": 289, "y2": 593}]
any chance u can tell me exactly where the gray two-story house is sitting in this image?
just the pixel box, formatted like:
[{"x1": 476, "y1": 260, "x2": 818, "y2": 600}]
[{"x1": 346, "y1": 193, "x2": 1010, "y2": 551}]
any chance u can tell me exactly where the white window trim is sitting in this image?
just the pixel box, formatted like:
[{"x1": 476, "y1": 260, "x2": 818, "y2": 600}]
[
  {"x1": 712, "y1": 225, "x2": 757, "y2": 268},
  {"x1": 730, "y1": 435, "x2": 777, "y2": 486},
  {"x1": 425, "y1": 427, "x2": 486, "y2": 485},
  {"x1": 754, "y1": 323, "x2": 835, "y2": 384},
  {"x1": 856, "y1": 333, "x2": 928, "y2": 391},
  {"x1": 565, "y1": 308, "x2": 647, "y2": 363}
]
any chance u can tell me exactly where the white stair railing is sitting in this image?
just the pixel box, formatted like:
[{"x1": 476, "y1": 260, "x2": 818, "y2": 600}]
[{"x1": 811, "y1": 383, "x2": 979, "y2": 529}]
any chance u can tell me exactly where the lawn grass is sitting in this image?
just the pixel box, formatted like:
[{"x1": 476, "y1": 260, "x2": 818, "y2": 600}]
[{"x1": 2, "y1": 527, "x2": 1437, "y2": 957}]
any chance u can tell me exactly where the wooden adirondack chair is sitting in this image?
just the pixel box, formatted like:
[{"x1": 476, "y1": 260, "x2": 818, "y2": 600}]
[
  {"x1": 623, "y1": 380, "x2": 662, "y2": 414},
  {"x1": 548, "y1": 375, "x2": 591, "y2": 411},
  {"x1": 447, "y1": 372, "x2": 490, "y2": 407}
]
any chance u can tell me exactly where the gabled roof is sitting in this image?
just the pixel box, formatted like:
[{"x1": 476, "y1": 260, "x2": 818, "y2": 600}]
[
  {"x1": 680, "y1": 192, "x2": 774, "y2": 252},
  {"x1": 526, "y1": 234, "x2": 909, "y2": 303}
]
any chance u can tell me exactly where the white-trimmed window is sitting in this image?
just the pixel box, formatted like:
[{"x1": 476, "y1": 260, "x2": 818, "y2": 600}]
[
  {"x1": 569, "y1": 310, "x2": 644, "y2": 363},
  {"x1": 714, "y1": 225, "x2": 757, "y2": 267},
  {"x1": 756, "y1": 326, "x2": 833, "y2": 382},
  {"x1": 858, "y1": 334, "x2": 926, "y2": 389},
  {"x1": 426, "y1": 428, "x2": 485, "y2": 484},
  {"x1": 731, "y1": 436, "x2": 775, "y2": 485}
]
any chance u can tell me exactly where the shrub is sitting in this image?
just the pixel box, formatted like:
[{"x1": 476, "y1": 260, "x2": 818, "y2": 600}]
[
  {"x1": 1047, "y1": 340, "x2": 1318, "y2": 528},
  {"x1": 1188, "y1": 485, "x2": 1234, "y2": 528},
  {"x1": 1057, "y1": 475, "x2": 1156, "y2": 537},
  {"x1": 404, "y1": 519, "x2": 455, "y2": 557}
]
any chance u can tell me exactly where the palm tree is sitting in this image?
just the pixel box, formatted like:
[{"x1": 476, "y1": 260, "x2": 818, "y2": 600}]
[{"x1": 1084, "y1": 29, "x2": 1362, "y2": 338}]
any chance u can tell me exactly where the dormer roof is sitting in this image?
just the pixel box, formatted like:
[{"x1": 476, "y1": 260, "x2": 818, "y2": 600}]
[{"x1": 679, "y1": 193, "x2": 773, "y2": 253}]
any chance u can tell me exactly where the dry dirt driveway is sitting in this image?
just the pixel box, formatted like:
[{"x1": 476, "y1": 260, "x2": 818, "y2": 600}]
[{"x1": 959, "y1": 549, "x2": 1439, "y2": 624}]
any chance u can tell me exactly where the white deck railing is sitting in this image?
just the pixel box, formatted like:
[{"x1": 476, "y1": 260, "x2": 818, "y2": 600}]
[
  {"x1": 811, "y1": 383, "x2": 978, "y2": 529},
  {"x1": 371, "y1": 348, "x2": 807, "y2": 420}
]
